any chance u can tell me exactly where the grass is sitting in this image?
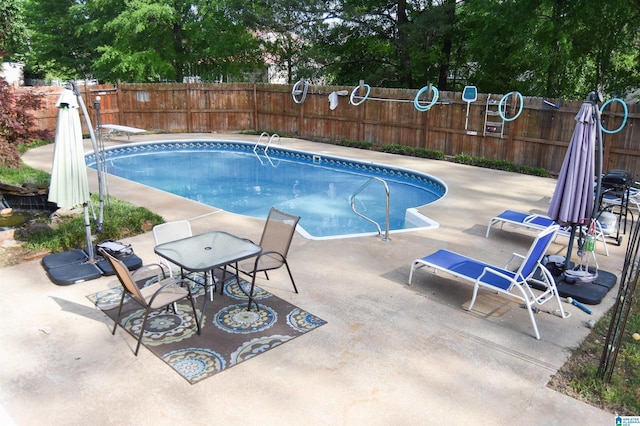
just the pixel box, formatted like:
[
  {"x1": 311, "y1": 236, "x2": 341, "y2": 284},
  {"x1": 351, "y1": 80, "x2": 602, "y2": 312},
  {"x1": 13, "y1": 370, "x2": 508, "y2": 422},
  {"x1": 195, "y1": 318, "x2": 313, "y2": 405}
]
[
  {"x1": 0, "y1": 163, "x2": 51, "y2": 186},
  {"x1": 1, "y1": 157, "x2": 163, "y2": 253},
  {"x1": 18, "y1": 193, "x2": 164, "y2": 253},
  {"x1": 549, "y1": 296, "x2": 640, "y2": 415}
]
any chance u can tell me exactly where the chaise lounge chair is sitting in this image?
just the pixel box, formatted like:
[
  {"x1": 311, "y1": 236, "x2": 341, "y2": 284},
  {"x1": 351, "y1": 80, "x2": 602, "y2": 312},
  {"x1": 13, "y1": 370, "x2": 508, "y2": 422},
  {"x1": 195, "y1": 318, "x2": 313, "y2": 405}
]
[
  {"x1": 408, "y1": 225, "x2": 567, "y2": 339},
  {"x1": 486, "y1": 209, "x2": 609, "y2": 256}
]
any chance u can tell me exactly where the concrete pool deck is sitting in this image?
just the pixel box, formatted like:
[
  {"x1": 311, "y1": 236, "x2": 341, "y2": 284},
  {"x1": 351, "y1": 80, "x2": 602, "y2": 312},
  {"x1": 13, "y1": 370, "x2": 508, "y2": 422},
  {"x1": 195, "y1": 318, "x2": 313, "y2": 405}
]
[{"x1": 1, "y1": 133, "x2": 625, "y2": 425}]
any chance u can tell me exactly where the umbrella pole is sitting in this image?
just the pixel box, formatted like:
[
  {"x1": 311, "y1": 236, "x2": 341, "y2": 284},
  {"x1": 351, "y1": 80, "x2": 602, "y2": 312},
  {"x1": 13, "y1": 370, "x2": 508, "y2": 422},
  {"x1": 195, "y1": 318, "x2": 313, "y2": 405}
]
[
  {"x1": 589, "y1": 91, "x2": 603, "y2": 223},
  {"x1": 71, "y1": 82, "x2": 105, "y2": 234},
  {"x1": 83, "y1": 203, "x2": 94, "y2": 262},
  {"x1": 565, "y1": 225, "x2": 577, "y2": 270}
]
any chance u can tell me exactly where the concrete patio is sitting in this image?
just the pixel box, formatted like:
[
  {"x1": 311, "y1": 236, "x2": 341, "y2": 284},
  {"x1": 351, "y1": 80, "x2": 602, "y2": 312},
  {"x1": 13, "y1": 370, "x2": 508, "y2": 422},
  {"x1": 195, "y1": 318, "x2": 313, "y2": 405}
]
[{"x1": 0, "y1": 134, "x2": 625, "y2": 425}]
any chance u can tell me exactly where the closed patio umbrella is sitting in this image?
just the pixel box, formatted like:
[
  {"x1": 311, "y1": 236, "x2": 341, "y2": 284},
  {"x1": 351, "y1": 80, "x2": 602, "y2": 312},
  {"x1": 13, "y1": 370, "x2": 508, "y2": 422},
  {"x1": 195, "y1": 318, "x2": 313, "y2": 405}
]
[
  {"x1": 547, "y1": 99, "x2": 598, "y2": 269},
  {"x1": 48, "y1": 88, "x2": 94, "y2": 260}
]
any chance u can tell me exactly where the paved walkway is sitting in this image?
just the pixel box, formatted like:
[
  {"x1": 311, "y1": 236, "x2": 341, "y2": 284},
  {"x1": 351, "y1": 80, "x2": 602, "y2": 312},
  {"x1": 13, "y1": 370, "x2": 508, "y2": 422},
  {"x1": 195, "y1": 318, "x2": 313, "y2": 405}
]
[{"x1": 0, "y1": 134, "x2": 625, "y2": 425}]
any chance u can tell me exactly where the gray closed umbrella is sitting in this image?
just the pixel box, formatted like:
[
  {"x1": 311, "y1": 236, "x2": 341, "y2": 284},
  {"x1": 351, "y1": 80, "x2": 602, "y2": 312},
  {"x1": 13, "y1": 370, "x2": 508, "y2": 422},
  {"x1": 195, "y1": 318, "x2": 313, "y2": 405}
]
[
  {"x1": 548, "y1": 101, "x2": 597, "y2": 267},
  {"x1": 48, "y1": 88, "x2": 94, "y2": 260}
]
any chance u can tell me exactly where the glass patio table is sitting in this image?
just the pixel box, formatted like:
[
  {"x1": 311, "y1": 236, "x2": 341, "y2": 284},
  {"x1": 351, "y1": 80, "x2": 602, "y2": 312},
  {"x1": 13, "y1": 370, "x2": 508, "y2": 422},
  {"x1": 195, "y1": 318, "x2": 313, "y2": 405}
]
[{"x1": 154, "y1": 230, "x2": 262, "y2": 325}]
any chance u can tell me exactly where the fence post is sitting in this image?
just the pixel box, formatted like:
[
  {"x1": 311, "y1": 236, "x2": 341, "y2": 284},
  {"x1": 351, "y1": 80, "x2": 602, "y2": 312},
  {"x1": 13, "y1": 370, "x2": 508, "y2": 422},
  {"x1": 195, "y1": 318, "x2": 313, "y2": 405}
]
[
  {"x1": 298, "y1": 83, "x2": 305, "y2": 138},
  {"x1": 253, "y1": 84, "x2": 258, "y2": 131},
  {"x1": 116, "y1": 81, "x2": 124, "y2": 125},
  {"x1": 356, "y1": 80, "x2": 365, "y2": 141},
  {"x1": 185, "y1": 82, "x2": 192, "y2": 133}
]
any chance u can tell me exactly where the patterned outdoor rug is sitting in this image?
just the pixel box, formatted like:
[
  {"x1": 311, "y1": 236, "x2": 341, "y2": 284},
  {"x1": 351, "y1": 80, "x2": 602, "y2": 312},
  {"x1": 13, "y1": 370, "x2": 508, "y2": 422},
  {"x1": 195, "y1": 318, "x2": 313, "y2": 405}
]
[{"x1": 87, "y1": 277, "x2": 326, "y2": 384}]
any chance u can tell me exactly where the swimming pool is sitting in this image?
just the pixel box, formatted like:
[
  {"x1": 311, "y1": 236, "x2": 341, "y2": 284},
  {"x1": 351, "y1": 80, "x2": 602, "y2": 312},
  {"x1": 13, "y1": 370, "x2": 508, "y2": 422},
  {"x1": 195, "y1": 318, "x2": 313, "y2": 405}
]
[{"x1": 86, "y1": 141, "x2": 447, "y2": 239}]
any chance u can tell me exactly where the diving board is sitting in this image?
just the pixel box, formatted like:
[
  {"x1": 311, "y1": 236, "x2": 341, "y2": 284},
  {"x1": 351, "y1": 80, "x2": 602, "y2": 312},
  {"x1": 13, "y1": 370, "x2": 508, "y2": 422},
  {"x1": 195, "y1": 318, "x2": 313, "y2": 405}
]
[{"x1": 99, "y1": 124, "x2": 146, "y2": 140}]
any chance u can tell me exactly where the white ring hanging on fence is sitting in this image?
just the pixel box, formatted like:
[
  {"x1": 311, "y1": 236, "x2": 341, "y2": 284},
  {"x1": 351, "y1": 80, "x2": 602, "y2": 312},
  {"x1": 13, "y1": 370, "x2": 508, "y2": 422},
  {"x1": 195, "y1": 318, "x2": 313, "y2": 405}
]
[
  {"x1": 350, "y1": 84, "x2": 371, "y2": 106},
  {"x1": 414, "y1": 85, "x2": 439, "y2": 112},
  {"x1": 599, "y1": 98, "x2": 628, "y2": 134},
  {"x1": 292, "y1": 80, "x2": 309, "y2": 104},
  {"x1": 498, "y1": 91, "x2": 524, "y2": 122}
]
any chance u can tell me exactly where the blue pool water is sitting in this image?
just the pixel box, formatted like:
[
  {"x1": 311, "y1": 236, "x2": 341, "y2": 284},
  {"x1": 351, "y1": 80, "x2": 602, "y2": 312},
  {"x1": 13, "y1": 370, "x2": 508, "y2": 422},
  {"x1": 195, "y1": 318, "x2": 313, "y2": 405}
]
[{"x1": 87, "y1": 141, "x2": 447, "y2": 239}]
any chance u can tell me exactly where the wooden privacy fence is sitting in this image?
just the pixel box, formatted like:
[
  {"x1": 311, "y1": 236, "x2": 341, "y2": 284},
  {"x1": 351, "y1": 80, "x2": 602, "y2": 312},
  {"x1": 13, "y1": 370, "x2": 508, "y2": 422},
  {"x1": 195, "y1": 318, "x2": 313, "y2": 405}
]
[{"x1": 23, "y1": 82, "x2": 639, "y2": 180}]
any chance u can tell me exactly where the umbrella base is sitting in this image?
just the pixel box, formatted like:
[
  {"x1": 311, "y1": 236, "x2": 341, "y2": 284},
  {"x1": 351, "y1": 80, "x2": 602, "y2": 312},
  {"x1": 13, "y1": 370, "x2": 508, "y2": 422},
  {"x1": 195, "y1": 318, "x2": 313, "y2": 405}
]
[
  {"x1": 41, "y1": 247, "x2": 142, "y2": 285},
  {"x1": 85, "y1": 246, "x2": 142, "y2": 276},
  {"x1": 531, "y1": 266, "x2": 617, "y2": 305},
  {"x1": 42, "y1": 250, "x2": 103, "y2": 285}
]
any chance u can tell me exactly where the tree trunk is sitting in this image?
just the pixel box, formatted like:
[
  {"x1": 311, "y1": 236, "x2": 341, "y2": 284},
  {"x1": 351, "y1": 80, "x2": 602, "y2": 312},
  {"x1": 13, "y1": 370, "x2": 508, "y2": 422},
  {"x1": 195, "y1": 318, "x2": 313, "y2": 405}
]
[
  {"x1": 397, "y1": 0, "x2": 413, "y2": 88},
  {"x1": 437, "y1": 0, "x2": 456, "y2": 90}
]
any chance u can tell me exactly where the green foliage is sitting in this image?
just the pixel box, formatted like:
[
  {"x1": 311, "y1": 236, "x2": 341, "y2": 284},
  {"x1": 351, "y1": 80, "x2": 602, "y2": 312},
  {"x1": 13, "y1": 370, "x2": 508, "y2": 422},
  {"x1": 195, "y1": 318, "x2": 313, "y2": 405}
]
[
  {"x1": 21, "y1": 0, "x2": 98, "y2": 81},
  {"x1": 22, "y1": 0, "x2": 262, "y2": 83},
  {"x1": 0, "y1": 77, "x2": 52, "y2": 168},
  {"x1": 452, "y1": 153, "x2": 549, "y2": 177},
  {"x1": 241, "y1": 130, "x2": 299, "y2": 139},
  {"x1": 380, "y1": 144, "x2": 445, "y2": 160},
  {"x1": 13, "y1": 0, "x2": 640, "y2": 98},
  {"x1": 338, "y1": 140, "x2": 373, "y2": 150},
  {"x1": 17, "y1": 139, "x2": 51, "y2": 155},
  {"x1": 228, "y1": 0, "x2": 324, "y2": 84},
  {"x1": 458, "y1": 0, "x2": 640, "y2": 98},
  {"x1": 0, "y1": 163, "x2": 50, "y2": 186},
  {"x1": 20, "y1": 194, "x2": 164, "y2": 253},
  {"x1": 0, "y1": 0, "x2": 27, "y2": 60}
]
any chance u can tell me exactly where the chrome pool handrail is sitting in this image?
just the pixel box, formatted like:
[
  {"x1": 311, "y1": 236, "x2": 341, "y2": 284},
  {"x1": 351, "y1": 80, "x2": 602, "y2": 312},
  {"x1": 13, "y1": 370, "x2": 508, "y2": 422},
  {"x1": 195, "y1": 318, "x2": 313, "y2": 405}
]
[{"x1": 350, "y1": 176, "x2": 390, "y2": 241}]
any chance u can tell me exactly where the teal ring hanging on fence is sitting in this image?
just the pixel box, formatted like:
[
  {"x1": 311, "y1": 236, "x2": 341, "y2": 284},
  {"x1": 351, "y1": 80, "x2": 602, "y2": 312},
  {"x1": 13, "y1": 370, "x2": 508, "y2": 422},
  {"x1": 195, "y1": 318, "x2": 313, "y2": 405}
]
[
  {"x1": 599, "y1": 98, "x2": 628, "y2": 134},
  {"x1": 350, "y1": 84, "x2": 371, "y2": 106},
  {"x1": 498, "y1": 91, "x2": 524, "y2": 122},
  {"x1": 414, "y1": 85, "x2": 439, "y2": 112},
  {"x1": 292, "y1": 80, "x2": 309, "y2": 104}
]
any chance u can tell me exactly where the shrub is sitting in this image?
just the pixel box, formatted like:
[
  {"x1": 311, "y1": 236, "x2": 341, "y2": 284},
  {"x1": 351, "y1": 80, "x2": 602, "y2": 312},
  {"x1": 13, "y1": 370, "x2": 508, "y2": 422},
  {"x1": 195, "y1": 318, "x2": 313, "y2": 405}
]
[
  {"x1": 0, "y1": 77, "x2": 51, "y2": 168},
  {"x1": 380, "y1": 144, "x2": 445, "y2": 160},
  {"x1": 338, "y1": 139, "x2": 373, "y2": 150},
  {"x1": 453, "y1": 153, "x2": 548, "y2": 177}
]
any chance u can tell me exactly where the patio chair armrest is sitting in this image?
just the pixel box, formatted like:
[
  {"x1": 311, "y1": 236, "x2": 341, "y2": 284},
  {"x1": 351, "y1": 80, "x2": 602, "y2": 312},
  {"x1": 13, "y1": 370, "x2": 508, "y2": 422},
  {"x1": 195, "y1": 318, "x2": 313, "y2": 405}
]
[
  {"x1": 504, "y1": 252, "x2": 525, "y2": 270},
  {"x1": 131, "y1": 263, "x2": 169, "y2": 289},
  {"x1": 476, "y1": 266, "x2": 519, "y2": 292},
  {"x1": 133, "y1": 262, "x2": 169, "y2": 277},
  {"x1": 248, "y1": 250, "x2": 286, "y2": 272},
  {"x1": 147, "y1": 277, "x2": 193, "y2": 306},
  {"x1": 254, "y1": 250, "x2": 286, "y2": 263}
]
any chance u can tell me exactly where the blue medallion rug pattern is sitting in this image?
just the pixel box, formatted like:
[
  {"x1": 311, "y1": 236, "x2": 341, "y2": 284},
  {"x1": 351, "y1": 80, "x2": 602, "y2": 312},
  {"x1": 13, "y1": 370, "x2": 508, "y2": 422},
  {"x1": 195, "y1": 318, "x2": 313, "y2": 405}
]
[{"x1": 87, "y1": 277, "x2": 326, "y2": 384}]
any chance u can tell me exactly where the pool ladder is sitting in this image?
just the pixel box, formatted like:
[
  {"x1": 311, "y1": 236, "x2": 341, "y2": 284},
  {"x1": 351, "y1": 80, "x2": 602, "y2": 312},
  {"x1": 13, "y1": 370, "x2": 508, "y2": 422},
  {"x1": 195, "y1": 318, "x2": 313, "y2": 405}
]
[
  {"x1": 253, "y1": 132, "x2": 280, "y2": 154},
  {"x1": 253, "y1": 132, "x2": 280, "y2": 166},
  {"x1": 350, "y1": 176, "x2": 390, "y2": 241}
]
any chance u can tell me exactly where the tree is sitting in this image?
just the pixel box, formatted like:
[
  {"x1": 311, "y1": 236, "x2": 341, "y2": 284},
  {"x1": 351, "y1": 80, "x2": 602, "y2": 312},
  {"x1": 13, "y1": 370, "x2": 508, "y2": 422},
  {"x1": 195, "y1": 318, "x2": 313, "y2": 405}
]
[
  {"x1": 306, "y1": 0, "x2": 463, "y2": 89},
  {"x1": 227, "y1": 0, "x2": 330, "y2": 84},
  {"x1": 21, "y1": 0, "x2": 101, "y2": 81},
  {"x1": 0, "y1": 77, "x2": 51, "y2": 169},
  {"x1": 92, "y1": 0, "x2": 263, "y2": 83},
  {"x1": 459, "y1": 0, "x2": 640, "y2": 98},
  {"x1": 12, "y1": 0, "x2": 640, "y2": 98},
  {"x1": 0, "y1": 0, "x2": 28, "y2": 61}
]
